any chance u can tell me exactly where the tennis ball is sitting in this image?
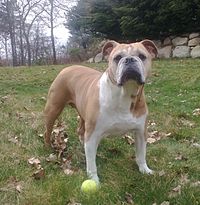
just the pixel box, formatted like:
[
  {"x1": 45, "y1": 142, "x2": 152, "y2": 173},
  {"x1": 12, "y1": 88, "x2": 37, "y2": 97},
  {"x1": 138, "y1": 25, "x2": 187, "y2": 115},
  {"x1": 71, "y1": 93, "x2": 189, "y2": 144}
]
[{"x1": 81, "y1": 179, "x2": 98, "y2": 194}]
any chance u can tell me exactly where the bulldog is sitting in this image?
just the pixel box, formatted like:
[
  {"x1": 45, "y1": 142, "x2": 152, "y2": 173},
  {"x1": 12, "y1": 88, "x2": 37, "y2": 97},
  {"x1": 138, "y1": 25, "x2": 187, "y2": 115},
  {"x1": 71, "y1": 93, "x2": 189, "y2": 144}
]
[{"x1": 44, "y1": 40, "x2": 158, "y2": 184}]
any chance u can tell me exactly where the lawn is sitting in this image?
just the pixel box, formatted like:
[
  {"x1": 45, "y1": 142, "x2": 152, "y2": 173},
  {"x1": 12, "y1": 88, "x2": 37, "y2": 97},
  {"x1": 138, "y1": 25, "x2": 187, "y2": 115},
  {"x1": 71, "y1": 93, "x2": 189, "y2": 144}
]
[{"x1": 0, "y1": 59, "x2": 200, "y2": 205}]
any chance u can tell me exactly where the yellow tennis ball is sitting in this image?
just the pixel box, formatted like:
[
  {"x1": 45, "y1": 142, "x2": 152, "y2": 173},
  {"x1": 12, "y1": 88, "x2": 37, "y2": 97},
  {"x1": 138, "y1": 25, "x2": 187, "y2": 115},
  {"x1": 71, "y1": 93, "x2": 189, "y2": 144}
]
[{"x1": 81, "y1": 179, "x2": 98, "y2": 194}]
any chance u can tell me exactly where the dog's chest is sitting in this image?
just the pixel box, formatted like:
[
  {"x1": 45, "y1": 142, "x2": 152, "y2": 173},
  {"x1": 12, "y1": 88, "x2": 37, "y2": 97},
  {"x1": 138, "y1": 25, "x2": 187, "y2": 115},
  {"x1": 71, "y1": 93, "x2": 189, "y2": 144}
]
[
  {"x1": 97, "y1": 109, "x2": 140, "y2": 135},
  {"x1": 97, "y1": 73, "x2": 146, "y2": 136}
]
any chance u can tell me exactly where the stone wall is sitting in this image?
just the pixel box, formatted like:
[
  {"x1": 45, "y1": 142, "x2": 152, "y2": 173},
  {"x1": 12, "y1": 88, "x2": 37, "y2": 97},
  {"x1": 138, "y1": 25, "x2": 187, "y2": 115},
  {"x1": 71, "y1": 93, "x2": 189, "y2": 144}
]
[
  {"x1": 155, "y1": 32, "x2": 200, "y2": 58},
  {"x1": 88, "y1": 32, "x2": 200, "y2": 63}
]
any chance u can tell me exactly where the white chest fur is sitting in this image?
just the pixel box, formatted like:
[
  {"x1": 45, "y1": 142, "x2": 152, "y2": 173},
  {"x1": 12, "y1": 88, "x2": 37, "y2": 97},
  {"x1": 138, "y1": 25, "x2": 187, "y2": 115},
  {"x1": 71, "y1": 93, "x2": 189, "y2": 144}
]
[{"x1": 95, "y1": 72, "x2": 146, "y2": 137}]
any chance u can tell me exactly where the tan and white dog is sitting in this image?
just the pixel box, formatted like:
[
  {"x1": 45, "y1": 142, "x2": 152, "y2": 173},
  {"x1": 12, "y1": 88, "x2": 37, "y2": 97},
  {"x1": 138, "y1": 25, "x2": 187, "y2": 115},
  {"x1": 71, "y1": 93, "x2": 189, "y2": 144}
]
[{"x1": 44, "y1": 40, "x2": 158, "y2": 184}]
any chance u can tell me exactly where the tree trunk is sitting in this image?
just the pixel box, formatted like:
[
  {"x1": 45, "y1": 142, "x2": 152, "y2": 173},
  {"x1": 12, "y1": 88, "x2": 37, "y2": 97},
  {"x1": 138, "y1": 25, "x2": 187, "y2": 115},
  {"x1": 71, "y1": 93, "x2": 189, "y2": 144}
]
[
  {"x1": 26, "y1": 35, "x2": 31, "y2": 66},
  {"x1": 19, "y1": 19, "x2": 25, "y2": 66},
  {"x1": 50, "y1": 0, "x2": 57, "y2": 64},
  {"x1": 7, "y1": 0, "x2": 17, "y2": 66},
  {"x1": 4, "y1": 36, "x2": 9, "y2": 66}
]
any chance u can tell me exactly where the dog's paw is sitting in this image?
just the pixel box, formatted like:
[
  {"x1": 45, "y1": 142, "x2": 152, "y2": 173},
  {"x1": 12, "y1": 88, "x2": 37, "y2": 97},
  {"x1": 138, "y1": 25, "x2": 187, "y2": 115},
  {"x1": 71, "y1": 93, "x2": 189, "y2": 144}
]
[
  {"x1": 88, "y1": 174, "x2": 100, "y2": 185},
  {"x1": 91, "y1": 176, "x2": 100, "y2": 185},
  {"x1": 139, "y1": 164, "x2": 154, "y2": 175}
]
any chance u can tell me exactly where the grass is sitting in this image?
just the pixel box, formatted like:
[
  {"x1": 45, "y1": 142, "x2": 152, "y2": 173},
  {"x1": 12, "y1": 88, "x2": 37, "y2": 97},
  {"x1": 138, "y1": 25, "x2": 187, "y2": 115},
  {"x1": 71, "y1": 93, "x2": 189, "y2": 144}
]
[{"x1": 0, "y1": 59, "x2": 200, "y2": 205}]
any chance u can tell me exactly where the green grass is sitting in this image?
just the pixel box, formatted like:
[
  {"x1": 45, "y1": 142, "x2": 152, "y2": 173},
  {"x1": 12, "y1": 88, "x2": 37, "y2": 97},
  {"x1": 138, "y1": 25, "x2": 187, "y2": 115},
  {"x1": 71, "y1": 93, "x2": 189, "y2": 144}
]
[{"x1": 0, "y1": 59, "x2": 200, "y2": 205}]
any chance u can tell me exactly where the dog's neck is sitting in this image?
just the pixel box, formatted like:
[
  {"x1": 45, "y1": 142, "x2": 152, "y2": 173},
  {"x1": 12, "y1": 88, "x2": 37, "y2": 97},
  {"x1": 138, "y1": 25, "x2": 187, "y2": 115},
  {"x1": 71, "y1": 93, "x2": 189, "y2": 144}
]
[{"x1": 100, "y1": 72, "x2": 143, "y2": 111}]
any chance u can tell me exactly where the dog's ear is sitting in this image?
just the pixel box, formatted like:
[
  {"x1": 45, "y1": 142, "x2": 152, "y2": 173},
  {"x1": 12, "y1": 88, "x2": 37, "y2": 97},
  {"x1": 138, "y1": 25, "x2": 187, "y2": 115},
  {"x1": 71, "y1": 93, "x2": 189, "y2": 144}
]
[
  {"x1": 141, "y1": 40, "x2": 158, "y2": 58},
  {"x1": 102, "y1": 40, "x2": 118, "y2": 57}
]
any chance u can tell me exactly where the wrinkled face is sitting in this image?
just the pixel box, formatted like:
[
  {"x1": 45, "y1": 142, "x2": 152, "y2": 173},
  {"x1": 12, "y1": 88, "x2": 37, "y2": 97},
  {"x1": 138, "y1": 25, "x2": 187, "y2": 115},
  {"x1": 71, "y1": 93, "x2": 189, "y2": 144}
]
[{"x1": 103, "y1": 40, "x2": 157, "y2": 86}]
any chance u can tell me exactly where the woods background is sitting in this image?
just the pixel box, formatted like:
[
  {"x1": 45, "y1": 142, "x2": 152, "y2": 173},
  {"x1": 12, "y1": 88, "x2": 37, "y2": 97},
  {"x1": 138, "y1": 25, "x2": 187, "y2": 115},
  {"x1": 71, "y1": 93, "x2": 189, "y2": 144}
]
[{"x1": 0, "y1": 0, "x2": 200, "y2": 67}]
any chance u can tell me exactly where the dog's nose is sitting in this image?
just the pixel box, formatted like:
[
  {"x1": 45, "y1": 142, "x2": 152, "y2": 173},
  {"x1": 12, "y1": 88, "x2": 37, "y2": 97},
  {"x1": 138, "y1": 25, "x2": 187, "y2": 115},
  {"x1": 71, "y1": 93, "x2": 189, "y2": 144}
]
[{"x1": 124, "y1": 57, "x2": 136, "y2": 65}]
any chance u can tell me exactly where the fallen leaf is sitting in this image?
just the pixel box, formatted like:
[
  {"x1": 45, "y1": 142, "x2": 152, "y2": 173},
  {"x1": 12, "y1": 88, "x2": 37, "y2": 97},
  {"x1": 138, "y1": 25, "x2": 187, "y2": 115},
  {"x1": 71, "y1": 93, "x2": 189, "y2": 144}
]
[
  {"x1": 190, "y1": 181, "x2": 200, "y2": 187},
  {"x1": 23, "y1": 106, "x2": 30, "y2": 111},
  {"x1": 61, "y1": 158, "x2": 72, "y2": 169},
  {"x1": 169, "y1": 185, "x2": 181, "y2": 198},
  {"x1": 61, "y1": 157, "x2": 76, "y2": 176},
  {"x1": 67, "y1": 200, "x2": 81, "y2": 205},
  {"x1": 179, "y1": 174, "x2": 190, "y2": 185},
  {"x1": 41, "y1": 97, "x2": 46, "y2": 101},
  {"x1": 147, "y1": 137, "x2": 157, "y2": 144},
  {"x1": 46, "y1": 153, "x2": 57, "y2": 162},
  {"x1": 147, "y1": 131, "x2": 161, "y2": 144},
  {"x1": 16, "y1": 112, "x2": 23, "y2": 119},
  {"x1": 31, "y1": 112, "x2": 36, "y2": 118},
  {"x1": 51, "y1": 122, "x2": 68, "y2": 159},
  {"x1": 192, "y1": 108, "x2": 200, "y2": 116},
  {"x1": 158, "y1": 170, "x2": 165, "y2": 177},
  {"x1": 164, "y1": 132, "x2": 172, "y2": 137},
  {"x1": 125, "y1": 192, "x2": 134, "y2": 204},
  {"x1": 175, "y1": 153, "x2": 188, "y2": 161},
  {"x1": 8, "y1": 136, "x2": 19, "y2": 144},
  {"x1": 63, "y1": 168, "x2": 74, "y2": 175},
  {"x1": 149, "y1": 121, "x2": 156, "y2": 126},
  {"x1": 1, "y1": 95, "x2": 9, "y2": 102},
  {"x1": 32, "y1": 168, "x2": 45, "y2": 180},
  {"x1": 28, "y1": 157, "x2": 41, "y2": 169},
  {"x1": 160, "y1": 201, "x2": 170, "y2": 205},
  {"x1": 0, "y1": 177, "x2": 23, "y2": 193},
  {"x1": 180, "y1": 119, "x2": 195, "y2": 128},
  {"x1": 192, "y1": 143, "x2": 200, "y2": 148},
  {"x1": 153, "y1": 73, "x2": 159, "y2": 77},
  {"x1": 15, "y1": 184, "x2": 23, "y2": 193},
  {"x1": 38, "y1": 133, "x2": 43, "y2": 138},
  {"x1": 123, "y1": 134, "x2": 135, "y2": 145}
]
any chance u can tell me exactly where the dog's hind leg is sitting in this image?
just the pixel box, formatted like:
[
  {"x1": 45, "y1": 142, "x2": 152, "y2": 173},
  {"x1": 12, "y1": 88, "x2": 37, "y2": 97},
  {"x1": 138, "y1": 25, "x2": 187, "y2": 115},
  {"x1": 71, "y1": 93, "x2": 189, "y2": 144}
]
[
  {"x1": 44, "y1": 90, "x2": 67, "y2": 146},
  {"x1": 77, "y1": 116, "x2": 85, "y2": 144}
]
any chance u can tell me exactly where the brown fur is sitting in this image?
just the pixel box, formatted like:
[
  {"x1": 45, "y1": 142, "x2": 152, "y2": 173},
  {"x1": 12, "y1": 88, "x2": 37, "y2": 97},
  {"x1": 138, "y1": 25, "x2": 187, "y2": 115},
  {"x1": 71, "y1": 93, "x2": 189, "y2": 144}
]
[
  {"x1": 44, "y1": 65, "x2": 101, "y2": 145},
  {"x1": 44, "y1": 40, "x2": 157, "y2": 146}
]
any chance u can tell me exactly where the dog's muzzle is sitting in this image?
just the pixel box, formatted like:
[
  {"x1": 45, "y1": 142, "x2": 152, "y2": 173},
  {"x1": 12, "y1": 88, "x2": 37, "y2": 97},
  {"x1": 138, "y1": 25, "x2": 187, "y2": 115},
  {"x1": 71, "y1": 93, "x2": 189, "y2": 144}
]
[{"x1": 117, "y1": 57, "x2": 145, "y2": 86}]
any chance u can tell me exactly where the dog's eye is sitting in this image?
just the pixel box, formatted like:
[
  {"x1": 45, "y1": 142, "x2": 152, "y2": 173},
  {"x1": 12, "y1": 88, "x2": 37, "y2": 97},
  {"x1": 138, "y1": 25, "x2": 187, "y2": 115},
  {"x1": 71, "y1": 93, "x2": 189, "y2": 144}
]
[
  {"x1": 114, "y1": 55, "x2": 122, "y2": 63},
  {"x1": 138, "y1": 54, "x2": 146, "y2": 61}
]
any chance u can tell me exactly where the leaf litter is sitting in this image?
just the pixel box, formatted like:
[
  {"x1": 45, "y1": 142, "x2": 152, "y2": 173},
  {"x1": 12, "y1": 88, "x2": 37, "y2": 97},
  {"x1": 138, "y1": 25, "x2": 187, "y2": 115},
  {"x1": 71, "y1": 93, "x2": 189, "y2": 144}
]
[
  {"x1": 148, "y1": 131, "x2": 171, "y2": 144},
  {"x1": 192, "y1": 108, "x2": 200, "y2": 116},
  {"x1": 0, "y1": 176, "x2": 23, "y2": 194},
  {"x1": 123, "y1": 130, "x2": 171, "y2": 145},
  {"x1": 28, "y1": 121, "x2": 77, "y2": 178},
  {"x1": 168, "y1": 174, "x2": 200, "y2": 198},
  {"x1": 49, "y1": 121, "x2": 76, "y2": 176},
  {"x1": 28, "y1": 157, "x2": 45, "y2": 180},
  {"x1": 124, "y1": 192, "x2": 134, "y2": 204}
]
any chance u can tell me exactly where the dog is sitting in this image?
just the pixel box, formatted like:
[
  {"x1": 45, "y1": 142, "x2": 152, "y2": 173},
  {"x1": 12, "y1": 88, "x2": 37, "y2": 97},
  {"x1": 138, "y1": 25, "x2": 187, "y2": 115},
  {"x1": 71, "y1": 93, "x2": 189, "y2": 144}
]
[{"x1": 44, "y1": 40, "x2": 158, "y2": 184}]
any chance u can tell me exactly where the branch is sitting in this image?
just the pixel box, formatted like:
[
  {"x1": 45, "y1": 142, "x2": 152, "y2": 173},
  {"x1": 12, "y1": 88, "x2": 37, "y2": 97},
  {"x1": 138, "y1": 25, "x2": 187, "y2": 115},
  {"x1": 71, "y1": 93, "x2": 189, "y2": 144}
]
[
  {"x1": 23, "y1": 0, "x2": 42, "y2": 22},
  {"x1": 27, "y1": 9, "x2": 44, "y2": 34}
]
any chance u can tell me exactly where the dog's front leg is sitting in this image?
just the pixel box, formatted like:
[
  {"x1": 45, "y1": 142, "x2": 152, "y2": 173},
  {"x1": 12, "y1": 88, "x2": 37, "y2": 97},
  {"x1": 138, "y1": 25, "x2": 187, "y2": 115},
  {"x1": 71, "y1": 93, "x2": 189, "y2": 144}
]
[
  {"x1": 135, "y1": 129, "x2": 153, "y2": 174},
  {"x1": 84, "y1": 131, "x2": 101, "y2": 184}
]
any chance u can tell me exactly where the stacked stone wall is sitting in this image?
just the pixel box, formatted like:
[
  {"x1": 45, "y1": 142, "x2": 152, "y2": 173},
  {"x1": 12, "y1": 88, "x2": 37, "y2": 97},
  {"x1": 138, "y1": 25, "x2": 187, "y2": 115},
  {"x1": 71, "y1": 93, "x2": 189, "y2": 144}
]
[{"x1": 155, "y1": 32, "x2": 200, "y2": 58}]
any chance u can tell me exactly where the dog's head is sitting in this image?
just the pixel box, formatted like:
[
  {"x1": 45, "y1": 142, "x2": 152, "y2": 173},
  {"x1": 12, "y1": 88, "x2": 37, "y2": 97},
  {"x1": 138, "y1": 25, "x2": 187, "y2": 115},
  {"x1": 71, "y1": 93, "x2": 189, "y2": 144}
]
[{"x1": 102, "y1": 40, "x2": 158, "y2": 86}]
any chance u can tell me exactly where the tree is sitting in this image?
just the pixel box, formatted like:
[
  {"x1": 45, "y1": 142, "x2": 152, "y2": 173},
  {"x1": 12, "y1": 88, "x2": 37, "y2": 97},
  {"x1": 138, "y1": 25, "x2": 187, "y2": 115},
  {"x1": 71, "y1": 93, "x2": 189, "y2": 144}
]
[
  {"x1": 0, "y1": 0, "x2": 71, "y2": 66},
  {"x1": 17, "y1": 0, "x2": 44, "y2": 66},
  {"x1": 66, "y1": 0, "x2": 200, "y2": 41},
  {"x1": 41, "y1": 0, "x2": 70, "y2": 65},
  {"x1": 0, "y1": 0, "x2": 18, "y2": 66}
]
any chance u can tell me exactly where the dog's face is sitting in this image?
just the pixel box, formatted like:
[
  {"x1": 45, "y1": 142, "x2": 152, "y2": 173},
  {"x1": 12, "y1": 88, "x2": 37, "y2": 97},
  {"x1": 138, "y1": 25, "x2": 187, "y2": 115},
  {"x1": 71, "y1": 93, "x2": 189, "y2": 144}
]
[{"x1": 103, "y1": 40, "x2": 158, "y2": 86}]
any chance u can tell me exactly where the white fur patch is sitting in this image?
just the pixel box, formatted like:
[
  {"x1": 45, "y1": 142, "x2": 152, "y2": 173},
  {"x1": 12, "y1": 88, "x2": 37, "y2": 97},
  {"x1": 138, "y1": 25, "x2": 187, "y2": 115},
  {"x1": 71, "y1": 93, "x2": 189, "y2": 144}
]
[
  {"x1": 96, "y1": 72, "x2": 147, "y2": 137},
  {"x1": 84, "y1": 71, "x2": 152, "y2": 182}
]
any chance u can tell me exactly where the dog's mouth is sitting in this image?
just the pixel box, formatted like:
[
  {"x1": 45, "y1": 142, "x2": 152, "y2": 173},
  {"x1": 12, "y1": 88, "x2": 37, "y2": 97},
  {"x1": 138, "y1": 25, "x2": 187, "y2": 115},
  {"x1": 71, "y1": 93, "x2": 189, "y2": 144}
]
[{"x1": 117, "y1": 68, "x2": 145, "y2": 86}]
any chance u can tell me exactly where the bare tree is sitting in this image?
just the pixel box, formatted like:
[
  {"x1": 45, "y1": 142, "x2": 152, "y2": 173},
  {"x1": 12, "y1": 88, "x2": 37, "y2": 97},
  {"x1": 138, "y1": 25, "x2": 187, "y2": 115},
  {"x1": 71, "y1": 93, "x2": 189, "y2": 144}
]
[
  {"x1": 41, "y1": 0, "x2": 70, "y2": 65},
  {"x1": 0, "y1": 34, "x2": 9, "y2": 65},
  {"x1": 0, "y1": 0, "x2": 18, "y2": 66},
  {"x1": 0, "y1": 0, "x2": 71, "y2": 67},
  {"x1": 17, "y1": 0, "x2": 44, "y2": 66}
]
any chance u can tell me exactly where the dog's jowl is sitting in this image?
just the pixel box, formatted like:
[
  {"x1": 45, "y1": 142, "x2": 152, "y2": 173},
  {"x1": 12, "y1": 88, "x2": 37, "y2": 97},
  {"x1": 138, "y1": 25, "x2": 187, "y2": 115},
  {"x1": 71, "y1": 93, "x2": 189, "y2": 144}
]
[{"x1": 44, "y1": 40, "x2": 158, "y2": 184}]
